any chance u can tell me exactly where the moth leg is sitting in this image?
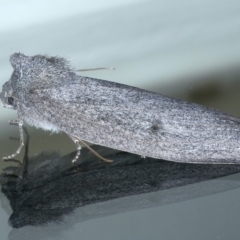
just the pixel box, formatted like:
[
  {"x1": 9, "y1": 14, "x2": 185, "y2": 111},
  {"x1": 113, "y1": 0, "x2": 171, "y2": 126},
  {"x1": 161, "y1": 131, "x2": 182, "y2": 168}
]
[
  {"x1": 3, "y1": 126, "x2": 30, "y2": 180},
  {"x1": 3, "y1": 120, "x2": 24, "y2": 160},
  {"x1": 3, "y1": 136, "x2": 23, "y2": 165},
  {"x1": 70, "y1": 136, "x2": 82, "y2": 165},
  {"x1": 19, "y1": 126, "x2": 30, "y2": 178},
  {"x1": 69, "y1": 135, "x2": 113, "y2": 163}
]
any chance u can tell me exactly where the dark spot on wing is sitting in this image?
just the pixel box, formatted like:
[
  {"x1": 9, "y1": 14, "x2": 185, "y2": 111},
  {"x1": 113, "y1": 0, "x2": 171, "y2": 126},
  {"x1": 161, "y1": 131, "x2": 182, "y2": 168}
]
[
  {"x1": 150, "y1": 120, "x2": 162, "y2": 133},
  {"x1": 151, "y1": 125, "x2": 159, "y2": 131},
  {"x1": 29, "y1": 89, "x2": 35, "y2": 94}
]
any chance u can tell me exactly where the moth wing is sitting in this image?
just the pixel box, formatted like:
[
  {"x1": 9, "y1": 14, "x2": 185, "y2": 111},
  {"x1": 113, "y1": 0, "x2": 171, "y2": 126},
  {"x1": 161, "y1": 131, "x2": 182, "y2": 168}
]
[
  {"x1": 28, "y1": 78, "x2": 172, "y2": 150},
  {"x1": 27, "y1": 77, "x2": 240, "y2": 161},
  {"x1": 28, "y1": 77, "x2": 232, "y2": 140}
]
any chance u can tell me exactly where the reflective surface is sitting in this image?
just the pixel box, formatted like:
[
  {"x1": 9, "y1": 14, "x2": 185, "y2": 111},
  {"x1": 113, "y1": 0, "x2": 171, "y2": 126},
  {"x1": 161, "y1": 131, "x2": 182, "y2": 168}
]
[
  {"x1": 2, "y1": 129, "x2": 240, "y2": 229},
  {"x1": 2, "y1": 139, "x2": 240, "y2": 239}
]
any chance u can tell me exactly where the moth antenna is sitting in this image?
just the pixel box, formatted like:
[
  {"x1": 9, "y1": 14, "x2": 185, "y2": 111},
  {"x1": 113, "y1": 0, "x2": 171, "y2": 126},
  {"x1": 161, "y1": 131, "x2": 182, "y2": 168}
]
[
  {"x1": 76, "y1": 67, "x2": 115, "y2": 72},
  {"x1": 70, "y1": 136, "x2": 113, "y2": 163},
  {"x1": 3, "y1": 120, "x2": 24, "y2": 160},
  {"x1": 77, "y1": 138, "x2": 113, "y2": 163}
]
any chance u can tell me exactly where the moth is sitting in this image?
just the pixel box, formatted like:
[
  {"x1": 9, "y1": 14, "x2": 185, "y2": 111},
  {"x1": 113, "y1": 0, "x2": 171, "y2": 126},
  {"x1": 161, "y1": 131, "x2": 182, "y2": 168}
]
[{"x1": 1, "y1": 53, "x2": 240, "y2": 164}]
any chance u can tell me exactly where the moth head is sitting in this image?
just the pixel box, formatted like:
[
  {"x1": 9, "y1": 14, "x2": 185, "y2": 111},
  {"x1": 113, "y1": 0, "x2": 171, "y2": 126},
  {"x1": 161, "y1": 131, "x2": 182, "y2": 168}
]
[
  {"x1": 10, "y1": 53, "x2": 29, "y2": 70},
  {"x1": 0, "y1": 81, "x2": 18, "y2": 110}
]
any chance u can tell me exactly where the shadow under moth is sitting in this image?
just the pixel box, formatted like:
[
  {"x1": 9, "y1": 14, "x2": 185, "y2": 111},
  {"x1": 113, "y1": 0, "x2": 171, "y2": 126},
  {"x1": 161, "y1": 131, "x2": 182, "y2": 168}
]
[
  {"x1": 1, "y1": 53, "x2": 240, "y2": 164},
  {"x1": 1, "y1": 128, "x2": 240, "y2": 228}
]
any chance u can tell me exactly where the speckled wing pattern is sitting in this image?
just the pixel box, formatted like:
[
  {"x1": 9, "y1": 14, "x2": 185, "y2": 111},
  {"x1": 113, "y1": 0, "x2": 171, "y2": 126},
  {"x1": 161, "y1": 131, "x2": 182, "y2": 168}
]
[{"x1": 28, "y1": 75, "x2": 240, "y2": 163}]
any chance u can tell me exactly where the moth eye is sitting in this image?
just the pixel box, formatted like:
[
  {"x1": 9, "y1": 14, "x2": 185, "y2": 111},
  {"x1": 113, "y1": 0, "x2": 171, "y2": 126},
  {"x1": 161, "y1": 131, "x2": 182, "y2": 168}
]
[{"x1": 7, "y1": 97, "x2": 14, "y2": 105}]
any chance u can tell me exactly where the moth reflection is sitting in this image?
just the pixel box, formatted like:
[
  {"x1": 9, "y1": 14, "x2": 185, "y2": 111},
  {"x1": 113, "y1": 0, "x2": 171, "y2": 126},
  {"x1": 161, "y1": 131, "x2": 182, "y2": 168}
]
[{"x1": 1, "y1": 129, "x2": 240, "y2": 229}]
